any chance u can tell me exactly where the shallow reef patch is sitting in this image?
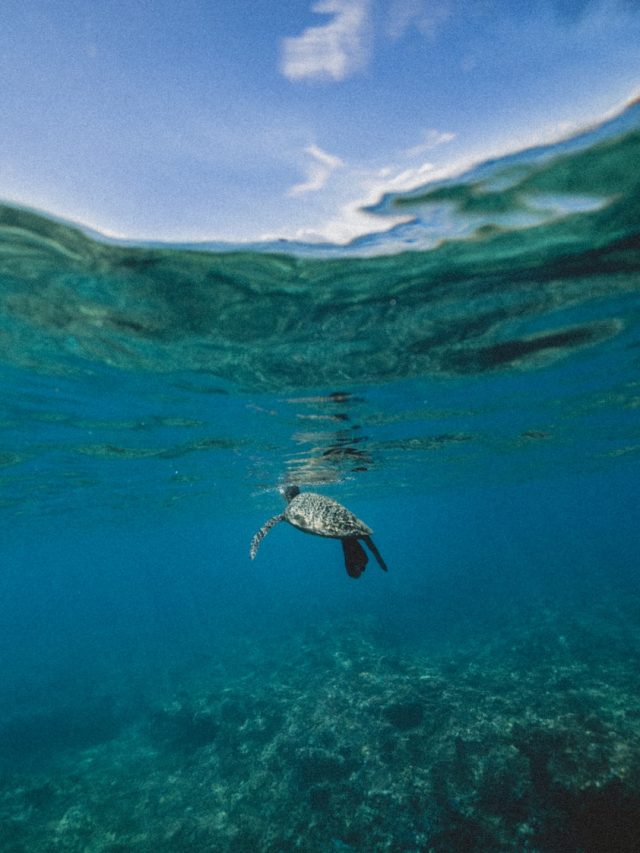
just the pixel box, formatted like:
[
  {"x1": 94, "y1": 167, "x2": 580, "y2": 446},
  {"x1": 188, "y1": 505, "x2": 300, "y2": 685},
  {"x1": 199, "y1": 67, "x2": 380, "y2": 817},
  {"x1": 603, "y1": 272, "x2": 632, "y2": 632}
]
[{"x1": 1, "y1": 599, "x2": 640, "y2": 851}]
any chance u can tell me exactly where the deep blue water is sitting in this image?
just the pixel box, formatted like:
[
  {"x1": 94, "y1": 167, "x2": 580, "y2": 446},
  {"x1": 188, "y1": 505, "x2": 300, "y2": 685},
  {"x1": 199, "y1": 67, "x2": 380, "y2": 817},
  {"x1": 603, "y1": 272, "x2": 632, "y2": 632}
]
[{"x1": 1, "y1": 101, "x2": 640, "y2": 851}]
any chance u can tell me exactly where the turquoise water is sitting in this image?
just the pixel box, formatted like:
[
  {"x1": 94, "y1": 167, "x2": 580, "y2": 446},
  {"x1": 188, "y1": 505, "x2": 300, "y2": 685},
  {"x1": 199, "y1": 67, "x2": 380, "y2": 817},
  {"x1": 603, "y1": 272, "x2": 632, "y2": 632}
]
[{"x1": 1, "y1": 102, "x2": 640, "y2": 850}]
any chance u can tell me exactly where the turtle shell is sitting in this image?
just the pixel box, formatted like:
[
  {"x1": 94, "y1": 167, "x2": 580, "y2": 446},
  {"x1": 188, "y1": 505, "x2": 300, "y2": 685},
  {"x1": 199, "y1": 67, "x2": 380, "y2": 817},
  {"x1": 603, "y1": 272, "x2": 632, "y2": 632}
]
[{"x1": 284, "y1": 492, "x2": 372, "y2": 538}]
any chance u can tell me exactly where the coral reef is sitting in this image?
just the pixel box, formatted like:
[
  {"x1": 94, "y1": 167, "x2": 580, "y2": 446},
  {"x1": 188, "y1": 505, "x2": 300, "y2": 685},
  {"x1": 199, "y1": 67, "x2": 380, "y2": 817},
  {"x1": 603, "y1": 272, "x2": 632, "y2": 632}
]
[{"x1": 1, "y1": 600, "x2": 640, "y2": 851}]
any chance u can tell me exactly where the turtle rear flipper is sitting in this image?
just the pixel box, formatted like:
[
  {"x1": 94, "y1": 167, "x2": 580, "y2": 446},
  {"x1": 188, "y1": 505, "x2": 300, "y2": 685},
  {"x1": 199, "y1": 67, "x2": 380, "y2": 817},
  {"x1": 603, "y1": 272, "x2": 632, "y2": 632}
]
[
  {"x1": 363, "y1": 536, "x2": 388, "y2": 572},
  {"x1": 250, "y1": 514, "x2": 285, "y2": 560},
  {"x1": 341, "y1": 538, "x2": 368, "y2": 578}
]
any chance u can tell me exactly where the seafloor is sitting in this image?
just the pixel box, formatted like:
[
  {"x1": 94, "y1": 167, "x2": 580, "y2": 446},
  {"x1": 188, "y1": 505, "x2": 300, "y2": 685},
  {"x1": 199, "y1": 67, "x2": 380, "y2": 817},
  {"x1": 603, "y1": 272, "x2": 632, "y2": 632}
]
[{"x1": 1, "y1": 595, "x2": 640, "y2": 852}]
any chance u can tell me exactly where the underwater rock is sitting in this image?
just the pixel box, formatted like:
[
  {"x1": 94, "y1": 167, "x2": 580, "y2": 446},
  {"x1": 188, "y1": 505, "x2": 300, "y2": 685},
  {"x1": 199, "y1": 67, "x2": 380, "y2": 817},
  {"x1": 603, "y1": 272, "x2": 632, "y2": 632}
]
[
  {"x1": 533, "y1": 778, "x2": 640, "y2": 852},
  {"x1": 23, "y1": 781, "x2": 57, "y2": 809},
  {"x1": 55, "y1": 805, "x2": 95, "y2": 844},
  {"x1": 308, "y1": 782, "x2": 332, "y2": 811},
  {"x1": 382, "y1": 700, "x2": 424, "y2": 730},
  {"x1": 295, "y1": 747, "x2": 354, "y2": 787},
  {"x1": 148, "y1": 702, "x2": 218, "y2": 751}
]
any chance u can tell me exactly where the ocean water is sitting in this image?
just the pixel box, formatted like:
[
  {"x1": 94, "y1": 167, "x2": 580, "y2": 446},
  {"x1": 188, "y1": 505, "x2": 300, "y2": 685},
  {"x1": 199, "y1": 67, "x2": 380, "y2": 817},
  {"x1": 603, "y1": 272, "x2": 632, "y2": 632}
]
[{"x1": 1, "y1": 101, "x2": 640, "y2": 851}]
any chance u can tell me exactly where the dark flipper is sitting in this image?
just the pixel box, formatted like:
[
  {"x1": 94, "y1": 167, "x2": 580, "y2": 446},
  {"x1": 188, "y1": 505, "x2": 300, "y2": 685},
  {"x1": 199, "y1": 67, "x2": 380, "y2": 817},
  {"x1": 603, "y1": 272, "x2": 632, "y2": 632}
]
[
  {"x1": 363, "y1": 536, "x2": 388, "y2": 571},
  {"x1": 341, "y1": 538, "x2": 368, "y2": 579}
]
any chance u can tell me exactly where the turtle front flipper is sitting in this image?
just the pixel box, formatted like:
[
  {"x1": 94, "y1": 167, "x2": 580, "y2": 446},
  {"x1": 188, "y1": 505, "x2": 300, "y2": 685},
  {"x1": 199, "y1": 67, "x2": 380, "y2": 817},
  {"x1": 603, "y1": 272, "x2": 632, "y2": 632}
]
[
  {"x1": 341, "y1": 538, "x2": 368, "y2": 579},
  {"x1": 362, "y1": 536, "x2": 388, "y2": 572},
  {"x1": 250, "y1": 514, "x2": 285, "y2": 560}
]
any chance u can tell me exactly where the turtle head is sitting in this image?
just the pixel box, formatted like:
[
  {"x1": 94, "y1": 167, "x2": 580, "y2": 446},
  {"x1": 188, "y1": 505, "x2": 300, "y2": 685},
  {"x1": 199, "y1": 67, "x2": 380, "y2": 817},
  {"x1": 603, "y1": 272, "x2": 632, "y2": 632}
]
[{"x1": 280, "y1": 484, "x2": 300, "y2": 504}]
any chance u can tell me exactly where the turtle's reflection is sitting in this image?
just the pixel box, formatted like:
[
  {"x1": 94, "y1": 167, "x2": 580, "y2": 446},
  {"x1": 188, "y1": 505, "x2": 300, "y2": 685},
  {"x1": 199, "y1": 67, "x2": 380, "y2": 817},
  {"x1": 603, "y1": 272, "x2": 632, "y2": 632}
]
[{"x1": 284, "y1": 391, "x2": 372, "y2": 486}]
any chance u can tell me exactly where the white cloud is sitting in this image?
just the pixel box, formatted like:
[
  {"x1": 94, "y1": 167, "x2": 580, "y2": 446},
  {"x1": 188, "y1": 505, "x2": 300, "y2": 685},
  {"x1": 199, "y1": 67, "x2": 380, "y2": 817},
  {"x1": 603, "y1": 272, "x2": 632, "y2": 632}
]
[
  {"x1": 279, "y1": 159, "x2": 444, "y2": 245},
  {"x1": 287, "y1": 144, "x2": 345, "y2": 196},
  {"x1": 373, "y1": 160, "x2": 438, "y2": 192},
  {"x1": 281, "y1": 0, "x2": 372, "y2": 83}
]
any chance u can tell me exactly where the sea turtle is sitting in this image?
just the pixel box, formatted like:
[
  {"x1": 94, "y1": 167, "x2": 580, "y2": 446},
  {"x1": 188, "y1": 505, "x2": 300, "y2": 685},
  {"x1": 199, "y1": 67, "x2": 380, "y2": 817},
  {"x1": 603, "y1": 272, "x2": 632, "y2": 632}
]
[{"x1": 249, "y1": 485, "x2": 388, "y2": 579}]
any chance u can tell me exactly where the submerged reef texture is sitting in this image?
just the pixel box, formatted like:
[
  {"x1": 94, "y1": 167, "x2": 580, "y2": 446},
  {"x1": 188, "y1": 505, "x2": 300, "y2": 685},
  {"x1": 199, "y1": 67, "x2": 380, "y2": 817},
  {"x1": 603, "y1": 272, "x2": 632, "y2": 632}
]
[{"x1": 1, "y1": 599, "x2": 640, "y2": 852}]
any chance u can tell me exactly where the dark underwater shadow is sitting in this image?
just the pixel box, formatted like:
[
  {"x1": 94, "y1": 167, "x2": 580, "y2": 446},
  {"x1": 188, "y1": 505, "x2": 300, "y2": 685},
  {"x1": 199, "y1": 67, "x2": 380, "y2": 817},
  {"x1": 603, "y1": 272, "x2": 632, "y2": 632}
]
[{"x1": 0, "y1": 697, "x2": 135, "y2": 773}]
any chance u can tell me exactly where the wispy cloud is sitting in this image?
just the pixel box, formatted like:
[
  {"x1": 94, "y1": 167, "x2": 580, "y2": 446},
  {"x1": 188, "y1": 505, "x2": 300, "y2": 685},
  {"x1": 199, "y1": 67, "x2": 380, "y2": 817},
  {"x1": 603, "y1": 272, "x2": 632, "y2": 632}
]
[
  {"x1": 281, "y1": 0, "x2": 372, "y2": 83},
  {"x1": 387, "y1": 0, "x2": 451, "y2": 40},
  {"x1": 287, "y1": 144, "x2": 345, "y2": 196},
  {"x1": 404, "y1": 128, "x2": 456, "y2": 157}
]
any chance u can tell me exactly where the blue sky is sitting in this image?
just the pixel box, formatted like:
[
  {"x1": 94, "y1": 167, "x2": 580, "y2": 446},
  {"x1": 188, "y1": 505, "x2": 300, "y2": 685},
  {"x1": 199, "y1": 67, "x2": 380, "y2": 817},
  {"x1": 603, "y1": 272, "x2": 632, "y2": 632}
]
[{"x1": 1, "y1": 0, "x2": 638, "y2": 244}]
